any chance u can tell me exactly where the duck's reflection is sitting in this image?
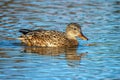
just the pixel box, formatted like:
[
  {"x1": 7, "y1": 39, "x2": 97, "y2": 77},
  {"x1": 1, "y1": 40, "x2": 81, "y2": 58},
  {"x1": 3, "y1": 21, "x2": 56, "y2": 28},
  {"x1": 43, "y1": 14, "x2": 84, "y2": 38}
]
[{"x1": 23, "y1": 47, "x2": 87, "y2": 67}]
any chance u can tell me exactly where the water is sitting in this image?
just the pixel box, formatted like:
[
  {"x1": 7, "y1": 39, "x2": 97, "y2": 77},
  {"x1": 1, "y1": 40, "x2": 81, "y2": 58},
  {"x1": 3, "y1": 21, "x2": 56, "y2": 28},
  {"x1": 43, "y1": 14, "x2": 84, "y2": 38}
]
[{"x1": 0, "y1": 0, "x2": 120, "y2": 80}]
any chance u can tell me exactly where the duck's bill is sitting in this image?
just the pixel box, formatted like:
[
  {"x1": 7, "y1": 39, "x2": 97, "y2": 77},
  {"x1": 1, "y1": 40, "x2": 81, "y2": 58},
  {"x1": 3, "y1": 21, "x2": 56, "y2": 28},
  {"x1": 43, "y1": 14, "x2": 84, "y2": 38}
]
[{"x1": 78, "y1": 32, "x2": 88, "y2": 40}]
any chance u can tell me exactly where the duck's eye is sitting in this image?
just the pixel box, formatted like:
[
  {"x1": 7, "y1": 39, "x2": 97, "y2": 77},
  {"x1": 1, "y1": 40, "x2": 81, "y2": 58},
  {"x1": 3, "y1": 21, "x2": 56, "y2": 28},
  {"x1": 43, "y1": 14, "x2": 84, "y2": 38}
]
[{"x1": 73, "y1": 28, "x2": 77, "y2": 30}]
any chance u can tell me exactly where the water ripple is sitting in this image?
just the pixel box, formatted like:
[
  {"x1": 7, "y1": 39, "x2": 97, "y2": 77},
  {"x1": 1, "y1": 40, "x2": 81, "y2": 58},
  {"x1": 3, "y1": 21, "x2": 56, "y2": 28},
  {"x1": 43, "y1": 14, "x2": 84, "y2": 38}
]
[{"x1": 0, "y1": 0, "x2": 120, "y2": 80}]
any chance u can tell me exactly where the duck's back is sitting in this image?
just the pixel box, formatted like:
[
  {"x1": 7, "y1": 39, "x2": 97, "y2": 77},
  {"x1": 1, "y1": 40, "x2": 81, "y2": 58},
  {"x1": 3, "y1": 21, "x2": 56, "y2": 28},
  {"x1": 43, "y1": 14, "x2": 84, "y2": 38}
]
[{"x1": 19, "y1": 30, "x2": 74, "y2": 47}]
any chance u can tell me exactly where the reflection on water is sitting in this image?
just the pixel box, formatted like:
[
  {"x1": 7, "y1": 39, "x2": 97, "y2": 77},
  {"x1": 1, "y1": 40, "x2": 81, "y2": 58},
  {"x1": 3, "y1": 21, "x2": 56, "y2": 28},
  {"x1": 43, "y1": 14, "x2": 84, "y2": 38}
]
[
  {"x1": 23, "y1": 47, "x2": 86, "y2": 60},
  {"x1": 23, "y1": 47, "x2": 87, "y2": 67},
  {"x1": 0, "y1": 0, "x2": 120, "y2": 80}
]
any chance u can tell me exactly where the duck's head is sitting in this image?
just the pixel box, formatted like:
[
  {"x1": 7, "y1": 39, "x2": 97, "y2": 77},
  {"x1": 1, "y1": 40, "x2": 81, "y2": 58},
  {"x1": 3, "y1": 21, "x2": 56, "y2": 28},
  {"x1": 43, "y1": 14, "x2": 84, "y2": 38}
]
[{"x1": 66, "y1": 23, "x2": 88, "y2": 40}]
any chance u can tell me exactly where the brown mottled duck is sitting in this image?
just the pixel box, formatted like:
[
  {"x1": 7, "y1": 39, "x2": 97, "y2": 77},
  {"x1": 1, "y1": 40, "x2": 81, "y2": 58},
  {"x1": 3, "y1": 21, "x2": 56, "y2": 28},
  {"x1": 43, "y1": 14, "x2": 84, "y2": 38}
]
[{"x1": 18, "y1": 23, "x2": 88, "y2": 47}]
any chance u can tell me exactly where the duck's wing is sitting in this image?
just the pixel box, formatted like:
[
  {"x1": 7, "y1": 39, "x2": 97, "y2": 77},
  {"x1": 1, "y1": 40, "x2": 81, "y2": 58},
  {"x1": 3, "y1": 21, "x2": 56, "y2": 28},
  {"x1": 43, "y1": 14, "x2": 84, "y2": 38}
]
[
  {"x1": 18, "y1": 29, "x2": 46, "y2": 44},
  {"x1": 19, "y1": 29, "x2": 46, "y2": 35},
  {"x1": 19, "y1": 29, "x2": 32, "y2": 35}
]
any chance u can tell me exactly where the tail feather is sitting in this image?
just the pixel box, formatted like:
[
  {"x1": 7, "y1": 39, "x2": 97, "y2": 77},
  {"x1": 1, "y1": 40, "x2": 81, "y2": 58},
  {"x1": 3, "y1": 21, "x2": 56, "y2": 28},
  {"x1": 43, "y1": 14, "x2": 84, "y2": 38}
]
[{"x1": 19, "y1": 29, "x2": 32, "y2": 34}]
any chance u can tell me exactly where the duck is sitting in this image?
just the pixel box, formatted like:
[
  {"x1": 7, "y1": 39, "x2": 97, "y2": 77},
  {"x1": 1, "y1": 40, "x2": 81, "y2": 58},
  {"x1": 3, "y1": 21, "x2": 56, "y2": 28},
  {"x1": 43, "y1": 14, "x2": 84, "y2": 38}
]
[{"x1": 18, "y1": 23, "x2": 88, "y2": 47}]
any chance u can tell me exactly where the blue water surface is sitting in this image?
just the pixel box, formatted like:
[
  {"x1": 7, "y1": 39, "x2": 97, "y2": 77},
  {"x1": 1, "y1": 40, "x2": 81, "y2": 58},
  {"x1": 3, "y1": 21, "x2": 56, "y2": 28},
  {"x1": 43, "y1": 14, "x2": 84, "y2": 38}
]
[{"x1": 0, "y1": 0, "x2": 120, "y2": 80}]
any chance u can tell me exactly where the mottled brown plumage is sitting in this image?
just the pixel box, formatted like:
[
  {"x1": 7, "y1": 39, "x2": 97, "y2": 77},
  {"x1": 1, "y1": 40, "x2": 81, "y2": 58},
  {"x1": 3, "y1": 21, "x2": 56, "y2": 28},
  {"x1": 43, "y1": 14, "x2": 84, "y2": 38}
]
[{"x1": 18, "y1": 23, "x2": 88, "y2": 47}]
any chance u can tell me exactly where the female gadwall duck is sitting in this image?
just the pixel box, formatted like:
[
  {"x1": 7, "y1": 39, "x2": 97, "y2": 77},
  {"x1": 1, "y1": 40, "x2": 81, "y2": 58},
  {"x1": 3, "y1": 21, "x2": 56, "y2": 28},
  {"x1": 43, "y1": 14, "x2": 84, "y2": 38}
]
[{"x1": 18, "y1": 23, "x2": 88, "y2": 47}]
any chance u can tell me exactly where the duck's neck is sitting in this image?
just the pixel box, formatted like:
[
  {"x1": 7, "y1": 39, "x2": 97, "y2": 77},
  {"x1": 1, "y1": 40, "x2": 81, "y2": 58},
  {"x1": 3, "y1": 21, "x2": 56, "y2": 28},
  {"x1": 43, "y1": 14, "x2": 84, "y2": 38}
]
[
  {"x1": 66, "y1": 34, "x2": 78, "y2": 46},
  {"x1": 67, "y1": 35, "x2": 76, "y2": 40},
  {"x1": 66, "y1": 32, "x2": 76, "y2": 40}
]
